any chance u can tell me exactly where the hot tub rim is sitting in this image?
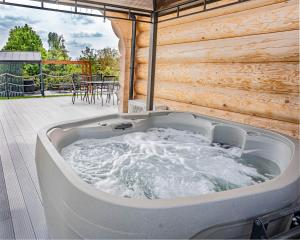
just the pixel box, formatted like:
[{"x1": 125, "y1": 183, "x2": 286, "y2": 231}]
[{"x1": 36, "y1": 112, "x2": 300, "y2": 209}]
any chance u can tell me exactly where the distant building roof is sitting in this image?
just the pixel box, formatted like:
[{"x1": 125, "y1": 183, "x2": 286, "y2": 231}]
[{"x1": 0, "y1": 51, "x2": 42, "y2": 63}]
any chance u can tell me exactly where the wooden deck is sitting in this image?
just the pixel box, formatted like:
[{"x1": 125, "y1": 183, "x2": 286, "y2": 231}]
[{"x1": 0, "y1": 97, "x2": 118, "y2": 239}]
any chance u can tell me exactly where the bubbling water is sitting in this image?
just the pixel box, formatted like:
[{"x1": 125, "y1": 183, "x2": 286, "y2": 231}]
[{"x1": 61, "y1": 128, "x2": 279, "y2": 199}]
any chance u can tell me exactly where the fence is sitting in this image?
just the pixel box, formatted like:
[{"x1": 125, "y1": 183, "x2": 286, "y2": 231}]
[{"x1": 0, "y1": 73, "x2": 108, "y2": 98}]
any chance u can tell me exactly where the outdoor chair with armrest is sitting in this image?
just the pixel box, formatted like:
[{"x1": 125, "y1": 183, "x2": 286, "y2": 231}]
[
  {"x1": 113, "y1": 81, "x2": 120, "y2": 105},
  {"x1": 71, "y1": 74, "x2": 89, "y2": 104},
  {"x1": 100, "y1": 76, "x2": 117, "y2": 106}
]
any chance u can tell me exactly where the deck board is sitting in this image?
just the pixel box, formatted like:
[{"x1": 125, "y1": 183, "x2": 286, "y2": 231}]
[
  {"x1": 3, "y1": 134, "x2": 47, "y2": 239},
  {"x1": 0, "y1": 155, "x2": 15, "y2": 239},
  {"x1": 0, "y1": 133, "x2": 36, "y2": 239},
  {"x1": 0, "y1": 96, "x2": 117, "y2": 239}
]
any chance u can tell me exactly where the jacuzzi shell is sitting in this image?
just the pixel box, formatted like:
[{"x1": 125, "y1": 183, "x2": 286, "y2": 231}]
[{"x1": 35, "y1": 112, "x2": 300, "y2": 239}]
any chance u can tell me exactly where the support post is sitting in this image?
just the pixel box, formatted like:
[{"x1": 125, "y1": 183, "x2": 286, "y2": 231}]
[
  {"x1": 88, "y1": 62, "x2": 92, "y2": 81},
  {"x1": 5, "y1": 73, "x2": 9, "y2": 99},
  {"x1": 146, "y1": 12, "x2": 158, "y2": 111},
  {"x1": 39, "y1": 63, "x2": 44, "y2": 96},
  {"x1": 129, "y1": 14, "x2": 137, "y2": 100}
]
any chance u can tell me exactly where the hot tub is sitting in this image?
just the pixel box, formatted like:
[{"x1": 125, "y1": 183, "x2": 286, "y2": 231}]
[{"x1": 35, "y1": 112, "x2": 299, "y2": 239}]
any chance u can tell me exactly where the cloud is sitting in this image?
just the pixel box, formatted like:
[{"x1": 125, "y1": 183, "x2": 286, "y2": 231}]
[
  {"x1": 37, "y1": 30, "x2": 48, "y2": 41},
  {"x1": 62, "y1": 15, "x2": 94, "y2": 25},
  {"x1": 71, "y1": 32, "x2": 103, "y2": 38},
  {"x1": 0, "y1": 15, "x2": 39, "y2": 30},
  {"x1": 0, "y1": 4, "x2": 119, "y2": 58},
  {"x1": 67, "y1": 40, "x2": 92, "y2": 49}
]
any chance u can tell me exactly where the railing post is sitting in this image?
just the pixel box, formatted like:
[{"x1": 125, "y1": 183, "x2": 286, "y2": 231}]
[
  {"x1": 39, "y1": 63, "x2": 44, "y2": 96},
  {"x1": 5, "y1": 73, "x2": 9, "y2": 99}
]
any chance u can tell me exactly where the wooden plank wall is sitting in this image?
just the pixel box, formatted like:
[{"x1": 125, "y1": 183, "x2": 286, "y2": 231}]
[{"x1": 133, "y1": 0, "x2": 299, "y2": 138}]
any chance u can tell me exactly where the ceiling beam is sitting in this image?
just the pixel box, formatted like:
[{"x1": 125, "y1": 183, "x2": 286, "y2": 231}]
[{"x1": 0, "y1": 0, "x2": 152, "y2": 23}]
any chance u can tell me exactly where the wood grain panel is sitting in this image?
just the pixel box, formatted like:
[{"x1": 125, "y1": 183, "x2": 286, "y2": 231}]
[
  {"x1": 138, "y1": 0, "x2": 298, "y2": 47},
  {"x1": 135, "y1": 80, "x2": 300, "y2": 123},
  {"x1": 137, "y1": 30, "x2": 299, "y2": 64},
  {"x1": 136, "y1": 62, "x2": 299, "y2": 95},
  {"x1": 138, "y1": 0, "x2": 287, "y2": 31},
  {"x1": 135, "y1": 95, "x2": 299, "y2": 139},
  {"x1": 119, "y1": 0, "x2": 300, "y2": 138}
]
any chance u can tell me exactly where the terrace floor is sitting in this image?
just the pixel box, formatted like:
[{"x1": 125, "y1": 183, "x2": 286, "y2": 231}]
[{"x1": 0, "y1": 96, "x2": 118, "y2": 239}]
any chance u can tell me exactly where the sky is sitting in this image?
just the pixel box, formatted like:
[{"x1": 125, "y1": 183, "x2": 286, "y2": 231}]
[{"x1": 0, "y1": 1, "x2": 119, "y2": 59}]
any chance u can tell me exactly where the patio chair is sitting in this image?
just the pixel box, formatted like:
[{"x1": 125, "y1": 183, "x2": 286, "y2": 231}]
[
  {"x1": 92, "y1": 74, "x2": 102, "y2": 101},
  {"x1": 104, "y1": 76, "x2": 120, "y2": 105},
  {"x1": 81, "y1": 75, "x2": 95, "y2": 104},
  {"x1": 100, "y1": 77, "x2": 117, "y2": 106},
  {"x1": 71, "y1": 75, "x2": 90, "y2": 104},
  {"x1": 113, "y1": 81, "x2": 120, "y2": 105}
]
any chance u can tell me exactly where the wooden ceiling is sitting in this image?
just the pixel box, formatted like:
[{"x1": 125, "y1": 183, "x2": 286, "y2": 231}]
[
  {"x1": 156, "y1": 0, "x2": 188, "y2": 10},
  {"x1": 59, "y1": 0, "x2": 198, "y2": 11}
]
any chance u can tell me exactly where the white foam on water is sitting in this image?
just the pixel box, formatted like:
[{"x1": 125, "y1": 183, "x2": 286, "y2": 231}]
[{"x1": 61, "y1": 128, "x2": 278, "y2": 199}]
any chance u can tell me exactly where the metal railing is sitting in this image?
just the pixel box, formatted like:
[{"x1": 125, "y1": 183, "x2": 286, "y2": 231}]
[{"x1": 0, "y1": 73, "x2": 117, "y2": 99}]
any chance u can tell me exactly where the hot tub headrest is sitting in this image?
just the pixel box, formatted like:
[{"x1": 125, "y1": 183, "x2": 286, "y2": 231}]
[{"x1": 212, "y1": 124, "x2": 247, "y2": 149}]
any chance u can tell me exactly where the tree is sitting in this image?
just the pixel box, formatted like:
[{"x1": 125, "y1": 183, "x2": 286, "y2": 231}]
[
  {"x1": 96, "y1": 47, "x2": 120, "y2": 77},
  {"x1": 3, "y1": 24, "x2": 44, "y2": 52},
  {"x1": 47, "y1": 32, "x2": 69, "y2": 60},
  {"x1": 2, "y1": 24, "x2": 46, "y2": 76},
  {"x1": 48, "y1": 32, "x2": 66, "y2": 51},
  {"x1": 43, "y1": 32, "x2": 71, "y2": 76},
  {"x1": 79, "y1": 47, "x2": 120, "y2": 77},
  {"x1": 79, "y1": 47, "x2": 98, "y2": 73}
]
